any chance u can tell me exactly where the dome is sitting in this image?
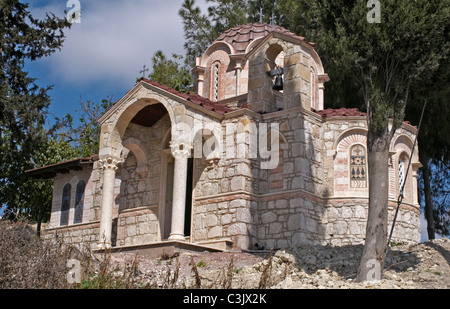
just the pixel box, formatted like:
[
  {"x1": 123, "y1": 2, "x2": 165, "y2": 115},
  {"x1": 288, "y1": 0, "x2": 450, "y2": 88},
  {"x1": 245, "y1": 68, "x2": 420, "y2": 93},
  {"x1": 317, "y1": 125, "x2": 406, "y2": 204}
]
[{"x1": 213, "y1": 22, "x2": 315, "y2": 54}]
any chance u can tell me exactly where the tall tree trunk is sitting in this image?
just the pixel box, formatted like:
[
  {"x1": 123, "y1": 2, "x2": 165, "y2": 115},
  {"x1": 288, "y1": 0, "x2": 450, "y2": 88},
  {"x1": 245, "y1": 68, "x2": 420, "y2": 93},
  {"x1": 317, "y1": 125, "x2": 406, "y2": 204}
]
[
  {"x1": 422, "y1": 158, "x2": 435, "y2": 240},
  {"x1": 36, "y1": 211, "x2": 43, "y2": 238},
  {"x1": 355, "y1": 128, "x2": 391, "y2": 282}
]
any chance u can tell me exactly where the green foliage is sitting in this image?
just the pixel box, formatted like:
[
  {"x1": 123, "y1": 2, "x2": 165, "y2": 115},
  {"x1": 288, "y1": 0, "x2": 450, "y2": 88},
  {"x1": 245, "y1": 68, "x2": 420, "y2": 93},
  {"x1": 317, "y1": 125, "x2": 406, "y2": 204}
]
[
  {"x1": 307, "y1": 0, "x2": 449, "y2": 137},
  {"x1": 147, "y1": 51, "x2": 194, "y2": 93},
  {"x1": 179, "y1": 0, "x2": 249, "y2": 66},
  {"x1": 419, "y1": 160, "x2": 450, "y2": 237},
  {"x1": 60, "y1": 98, "x2": 115, "y2": 158},
  {"x1": 196, "y1": 257, "x2": 208, "y2": 268},
  {"x1": 0, "y1": 1, "x2": 71, "y2": 223}
]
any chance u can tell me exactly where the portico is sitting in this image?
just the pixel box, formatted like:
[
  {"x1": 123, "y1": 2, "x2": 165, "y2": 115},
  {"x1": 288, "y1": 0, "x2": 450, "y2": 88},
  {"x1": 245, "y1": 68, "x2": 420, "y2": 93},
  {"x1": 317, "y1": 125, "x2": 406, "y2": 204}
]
[{"x1": 95, "y1": 81, "x2": 227, "y2": 249}]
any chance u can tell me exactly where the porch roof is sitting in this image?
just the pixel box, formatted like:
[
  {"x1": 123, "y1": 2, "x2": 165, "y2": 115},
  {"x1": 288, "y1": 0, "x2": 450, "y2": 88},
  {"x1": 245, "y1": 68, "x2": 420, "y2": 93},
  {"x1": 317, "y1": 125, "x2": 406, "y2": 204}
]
[{"x1": 25, "y1": 155, "x2": 98, "y2": 179}]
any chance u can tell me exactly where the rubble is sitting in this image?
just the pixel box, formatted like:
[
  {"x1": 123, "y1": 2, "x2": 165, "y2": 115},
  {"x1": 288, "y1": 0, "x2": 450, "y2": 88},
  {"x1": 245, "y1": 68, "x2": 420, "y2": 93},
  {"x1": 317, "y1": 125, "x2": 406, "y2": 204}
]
[{"x1": 106, "y1": 238, "x2": 449, "y2": 289}]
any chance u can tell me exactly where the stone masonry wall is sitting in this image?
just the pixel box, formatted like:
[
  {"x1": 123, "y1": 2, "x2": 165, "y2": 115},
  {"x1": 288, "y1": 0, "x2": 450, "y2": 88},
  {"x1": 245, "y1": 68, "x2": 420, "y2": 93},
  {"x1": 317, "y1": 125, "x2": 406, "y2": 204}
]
[
  {"x1": 190, "y1": 114, "x2": 257, "y2": 249},
  {"x1": 43, "y1": 222, "x2": 100, "y2": 250},
  {"x1": 116, "y1": 207, "x2": 159, "y2": 247}
]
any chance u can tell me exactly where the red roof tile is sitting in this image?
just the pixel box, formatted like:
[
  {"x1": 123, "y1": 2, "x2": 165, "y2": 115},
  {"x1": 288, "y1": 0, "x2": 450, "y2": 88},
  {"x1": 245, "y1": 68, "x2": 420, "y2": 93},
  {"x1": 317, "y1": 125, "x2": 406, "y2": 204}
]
[
  {"x1": 140, "y1": 78, "x2": 235, "y2": 115},
  {"x1": 214, "y1": 22, "x2": 316, "y2": 54},
  {"x1": 312, "y1": 108, "x2": 367, "y2": 118}
]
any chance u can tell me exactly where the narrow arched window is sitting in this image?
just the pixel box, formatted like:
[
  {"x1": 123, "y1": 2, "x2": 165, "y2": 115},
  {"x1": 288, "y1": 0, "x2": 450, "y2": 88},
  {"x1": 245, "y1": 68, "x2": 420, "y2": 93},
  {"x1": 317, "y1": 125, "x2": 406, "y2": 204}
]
[
  {"x1": 350, "y1": 145, "x2": 367, "y2": 188},
  {"x1": 60, "y1": 183, "x2": 71, "y2": 226},
  {"x1": 212, "y1": 62, "x2": 220, "y2": 101},
  {"x1": 398, "y1": 157, "x2": 406, "y2": 198},
  {"x1": 73, "y1": 181, "x2": 85, "y2": 224}
]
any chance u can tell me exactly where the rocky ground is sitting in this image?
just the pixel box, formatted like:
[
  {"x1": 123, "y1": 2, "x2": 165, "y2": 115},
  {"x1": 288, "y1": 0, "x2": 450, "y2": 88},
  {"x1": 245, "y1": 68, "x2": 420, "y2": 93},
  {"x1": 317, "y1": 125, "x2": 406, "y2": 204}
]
[{"x1": 105, "y1": 238, "x2": 449, "y2": 289}]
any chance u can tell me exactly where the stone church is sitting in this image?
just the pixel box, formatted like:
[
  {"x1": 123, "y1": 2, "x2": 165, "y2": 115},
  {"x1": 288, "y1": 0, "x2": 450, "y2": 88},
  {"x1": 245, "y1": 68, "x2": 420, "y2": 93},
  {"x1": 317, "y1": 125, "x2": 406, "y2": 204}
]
[{"x1": 28, "y1": 23, "x2": 421, "y2": 253}]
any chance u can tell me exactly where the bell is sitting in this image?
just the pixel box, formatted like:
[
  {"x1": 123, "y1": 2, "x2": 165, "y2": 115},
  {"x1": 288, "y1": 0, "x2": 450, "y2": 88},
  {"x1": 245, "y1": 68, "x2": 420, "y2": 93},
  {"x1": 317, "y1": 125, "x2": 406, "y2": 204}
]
[{"x1": 273, "y1": 75, "x2": 283, "y2": 91}]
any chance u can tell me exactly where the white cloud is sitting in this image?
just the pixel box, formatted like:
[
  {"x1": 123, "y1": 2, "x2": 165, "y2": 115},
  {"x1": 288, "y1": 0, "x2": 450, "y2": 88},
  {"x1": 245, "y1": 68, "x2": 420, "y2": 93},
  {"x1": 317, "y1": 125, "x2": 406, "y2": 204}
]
[{"x1": 29, "y1": 0, "x2": 209, "y2": 88}]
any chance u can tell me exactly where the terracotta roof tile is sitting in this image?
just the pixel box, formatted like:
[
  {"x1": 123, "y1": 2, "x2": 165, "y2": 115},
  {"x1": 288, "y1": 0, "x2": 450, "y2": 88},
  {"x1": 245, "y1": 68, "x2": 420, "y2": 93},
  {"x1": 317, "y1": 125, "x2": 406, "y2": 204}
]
[
  {"x1": 140, "y1": 78, "x2": 235, "y2": 115},
  {"x1": 312, "y1": 108, "x2": 367, "y2": 118},
  {"x1": 214, "y1": 22, "x2": 316, "y2": 54}
]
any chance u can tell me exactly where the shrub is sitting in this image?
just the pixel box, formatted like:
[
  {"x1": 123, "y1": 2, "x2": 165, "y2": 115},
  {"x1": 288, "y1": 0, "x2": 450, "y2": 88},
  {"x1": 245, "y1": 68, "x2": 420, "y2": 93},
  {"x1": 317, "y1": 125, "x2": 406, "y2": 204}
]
[{"x1": 0, "y1": 220, "x2": 72, "y2": 288}]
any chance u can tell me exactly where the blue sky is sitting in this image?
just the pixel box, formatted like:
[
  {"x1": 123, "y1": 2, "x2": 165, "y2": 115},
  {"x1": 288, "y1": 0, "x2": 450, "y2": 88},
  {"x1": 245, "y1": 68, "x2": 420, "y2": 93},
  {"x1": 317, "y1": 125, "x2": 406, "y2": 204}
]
[{"x1": 24, "y1": 0, "x2": 208, "y2": 124}]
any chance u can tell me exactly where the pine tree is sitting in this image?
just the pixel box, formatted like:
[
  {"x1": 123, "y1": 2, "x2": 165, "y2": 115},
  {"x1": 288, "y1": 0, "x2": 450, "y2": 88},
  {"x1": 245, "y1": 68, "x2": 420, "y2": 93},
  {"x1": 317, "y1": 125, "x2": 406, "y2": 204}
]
[
  {"x1": 146, "y1": 51, "x2": 194, "y2": 93},
  {"x1": 179, "y1": 0, "x2": 249, "y2": 66}
]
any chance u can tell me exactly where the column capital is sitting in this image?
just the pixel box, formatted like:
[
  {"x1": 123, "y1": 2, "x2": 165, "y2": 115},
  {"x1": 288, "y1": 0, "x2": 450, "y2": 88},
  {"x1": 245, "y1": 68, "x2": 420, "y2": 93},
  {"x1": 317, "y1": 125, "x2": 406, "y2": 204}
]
[
  {"x1": 99, "y1": 155, "x2": 123, "y2": 171},
  {"x1": 170, "y1": 140, "x2": 192, "y2": 159}
]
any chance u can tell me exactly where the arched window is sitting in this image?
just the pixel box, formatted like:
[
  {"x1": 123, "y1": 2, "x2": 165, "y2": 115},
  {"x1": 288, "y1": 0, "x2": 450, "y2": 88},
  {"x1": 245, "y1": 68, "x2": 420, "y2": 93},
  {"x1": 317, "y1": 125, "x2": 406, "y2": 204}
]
[
  {"x1": 60, "y1": 183, "x2": 71, "y2": 226},
  {"x1": 73, "y1": 181, "x2": 85, "y2": 224},
  {"x1": 398, "y1": 157, "x2": 406, "y2": 198},
  {"x1": 212, "y1": 62, "x2": 220, "y2": 101},
  {"x1": 350, "y1": 145, "x2": 367, "y2": 188}
]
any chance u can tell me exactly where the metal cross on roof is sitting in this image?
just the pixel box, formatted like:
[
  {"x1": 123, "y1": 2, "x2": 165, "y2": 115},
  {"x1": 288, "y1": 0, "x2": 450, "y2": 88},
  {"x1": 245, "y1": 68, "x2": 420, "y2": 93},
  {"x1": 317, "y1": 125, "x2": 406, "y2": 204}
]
[
  {"x1": 270, "y1": 13, "x2": 276, "y2": 27},
  {"x1": 140, "y1": 65, "x2": 149, "y2": 78},
  {"x1": 258, "y1": 7, "x2": 264, "y2": 23}
]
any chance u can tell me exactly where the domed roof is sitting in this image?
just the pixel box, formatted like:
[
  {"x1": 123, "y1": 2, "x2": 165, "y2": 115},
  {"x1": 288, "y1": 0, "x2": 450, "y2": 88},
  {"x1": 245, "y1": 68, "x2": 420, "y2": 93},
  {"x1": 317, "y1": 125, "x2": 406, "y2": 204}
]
[{"x1": 213, "y1": 22, "x2": 315, "y2": 54}]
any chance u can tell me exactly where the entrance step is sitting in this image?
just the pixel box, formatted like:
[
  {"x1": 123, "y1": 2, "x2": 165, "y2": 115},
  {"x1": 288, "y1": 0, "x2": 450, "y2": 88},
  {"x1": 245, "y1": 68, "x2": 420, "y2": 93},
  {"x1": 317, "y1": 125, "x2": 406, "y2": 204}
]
[{"x1": 94, "y1": 239, "x2": 233, "y2": 259}]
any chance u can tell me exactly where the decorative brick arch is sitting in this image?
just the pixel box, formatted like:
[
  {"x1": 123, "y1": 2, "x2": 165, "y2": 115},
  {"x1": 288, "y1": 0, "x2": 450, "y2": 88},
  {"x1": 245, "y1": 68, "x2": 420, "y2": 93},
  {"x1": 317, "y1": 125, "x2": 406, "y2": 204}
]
[
  {"x1": 392, "y1": 135, "x2": 414, "y2": 159},
  {"x1": 336, "y1": 130, "x2": 367, "y2": 152},
  {"x1": 334, "y1": 130, "x2": 368, "y2": 195},
  {"x1": 392, "y1": 135, "x2": 415, "y2": 204},
  {"x1": 200, "y1": 41, "x2": 234, "y2": 67},
  {"x1": 203, "y1": 45, "x2": 232, "y2": 101}
]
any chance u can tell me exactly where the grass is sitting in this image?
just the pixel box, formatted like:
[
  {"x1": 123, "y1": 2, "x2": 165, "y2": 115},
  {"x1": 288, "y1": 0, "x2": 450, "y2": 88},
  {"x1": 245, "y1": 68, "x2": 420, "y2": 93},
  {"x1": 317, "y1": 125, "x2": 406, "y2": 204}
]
[{"x1": 196, "y1": 257, "x2": 208, "y2": 268}]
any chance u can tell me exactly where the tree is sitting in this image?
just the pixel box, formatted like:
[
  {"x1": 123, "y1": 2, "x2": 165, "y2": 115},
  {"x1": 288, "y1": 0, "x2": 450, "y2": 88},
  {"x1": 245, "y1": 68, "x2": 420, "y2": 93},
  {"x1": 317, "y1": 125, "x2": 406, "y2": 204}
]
[
  {"x1": 11, "y1": 135, "x2": 79, "y2": 235},
  {"x1": 277, "y1": 0, "x2": 365, "y2": 110},
  {"x1": 0, "y1": 1, "x2": 70, "y2": 225},
  {"x1": 179, "y1": 0, "x2": 249, "y2": 66},
  {"x1": 60, "y1": 98, "x2": 115, "y2": 158},
  {"x1": 407, "y1": 56, "x2": 450, "y2": 240},
  {"x1": 302, "y1": 0, "x2": 449, "y2": 282},
  {"x1": 421, "y1": 159, "x2": 450, "y2": 238},
  {"x1": 146, "y1": 51, "x2": 194, "y2": 93}
]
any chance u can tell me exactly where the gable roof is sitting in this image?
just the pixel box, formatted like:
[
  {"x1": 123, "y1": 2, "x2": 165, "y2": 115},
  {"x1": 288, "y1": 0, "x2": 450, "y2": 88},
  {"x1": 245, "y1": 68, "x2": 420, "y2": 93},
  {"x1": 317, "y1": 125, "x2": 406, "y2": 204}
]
[
  {"x1": 98, "y1": 78, "x2": 236, "y2": 124},
  {"x1": 140, "y1": 78, "x2": 235, "y2": 115}
]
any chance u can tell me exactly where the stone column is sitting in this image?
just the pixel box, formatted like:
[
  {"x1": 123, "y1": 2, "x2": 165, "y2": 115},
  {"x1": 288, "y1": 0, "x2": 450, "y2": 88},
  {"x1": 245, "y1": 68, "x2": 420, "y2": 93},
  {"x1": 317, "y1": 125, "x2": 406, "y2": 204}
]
[
  {"x1": 168, "y1": 141, "x2": 192, "y2": 241},
  {"x1": 97, "y1": 156, "x2": 122, "y2": 249},
  {"x1": 230, "y1": 55, "x2": 245, "y2": 97},
  {"x1": 318, "y1": 74, "x2": 330, "y2": 111},
  {"x1": 235, "y1": 60, "x2": 242, "y2": 97},
  {"x1": 193, "y1": 62, "x2": 205, "y2": 96}
]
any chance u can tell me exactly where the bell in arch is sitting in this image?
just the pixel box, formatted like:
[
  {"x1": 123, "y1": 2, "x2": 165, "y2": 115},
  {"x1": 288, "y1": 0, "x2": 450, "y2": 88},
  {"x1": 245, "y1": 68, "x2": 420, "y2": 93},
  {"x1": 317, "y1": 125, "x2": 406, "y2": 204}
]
[
  {"x1": 267, "y1": 66, "x2": 284, "y2": 91},
  {"x1": 273, "y1": 75, "x2": 283, "y2": 91}
]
